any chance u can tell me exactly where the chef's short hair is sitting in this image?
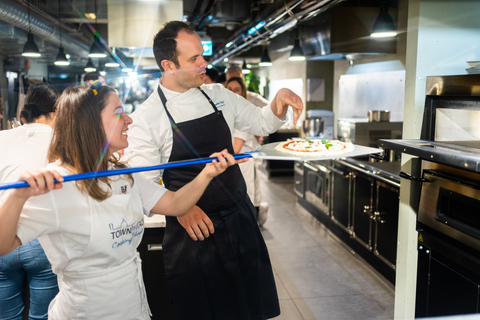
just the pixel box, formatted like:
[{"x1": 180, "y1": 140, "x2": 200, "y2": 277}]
[{"x1": 153, "y1": 21, "x2": 195, "y2": 72}]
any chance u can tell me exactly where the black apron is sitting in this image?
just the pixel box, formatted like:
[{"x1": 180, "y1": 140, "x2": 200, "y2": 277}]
[{"x1": 159, "y1": 86, "x2": 280, "y2": 320}]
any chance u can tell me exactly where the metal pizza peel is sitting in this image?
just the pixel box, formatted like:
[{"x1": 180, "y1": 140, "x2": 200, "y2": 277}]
[
  {"x1": 250, "y1": 141, "x2": 383, "y2": 161},
  {"x1": 0, "y1": 142, "x2": 382, "y2": 190}
]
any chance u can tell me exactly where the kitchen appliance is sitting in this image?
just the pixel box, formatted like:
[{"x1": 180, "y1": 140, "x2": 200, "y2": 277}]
[
  {"x1": 303, "y1": 109, "x2": 334, "y2": 139},
  {"x1": 303, "y1": 160, "x2": 332, "y2": 215},
  {"x1": 379, "y1": 74, "x2": 480, "y2": 318},
  {"x1": 367, "y1": 110, "x2": 390, "y2": 122},
  {"x1": 338, "y1": 118, "x2": 402, "y2": 147}
]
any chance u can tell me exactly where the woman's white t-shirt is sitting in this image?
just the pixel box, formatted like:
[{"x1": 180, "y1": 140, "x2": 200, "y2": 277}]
[{"x1": 15, "y1": 162, "x2": 166, "y2": 274}]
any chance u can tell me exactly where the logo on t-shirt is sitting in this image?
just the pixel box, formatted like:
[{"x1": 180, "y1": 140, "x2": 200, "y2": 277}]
[
  {"x1": 121, "y1": 185, "x2": 127, "y2": 194},
  {"x1": 109, "y1": 218, "x2": 144, "y2": 249},
  {"x1": 215, "y1": 100, "x2": 225, "y2": 109}
]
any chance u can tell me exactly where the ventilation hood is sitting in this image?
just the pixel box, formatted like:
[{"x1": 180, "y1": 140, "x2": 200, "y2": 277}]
[
  {"x1": 213, "y1": 2, "x2": 397, "y2": 64},
  {"x1": 300, "y1": 6, "x2": 397, "y2": 59}
]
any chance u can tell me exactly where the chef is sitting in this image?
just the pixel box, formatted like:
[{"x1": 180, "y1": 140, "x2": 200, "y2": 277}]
[{"x1": 126, "y1": 21, "x2": 303, "y2": 320}]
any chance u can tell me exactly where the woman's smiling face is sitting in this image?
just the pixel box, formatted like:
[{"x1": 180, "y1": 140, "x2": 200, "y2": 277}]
[{"x1": 101, "y1": 93, "x2": 133, "y2": 155}]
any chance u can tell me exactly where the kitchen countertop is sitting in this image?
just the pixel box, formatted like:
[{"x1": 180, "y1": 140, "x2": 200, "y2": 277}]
[{"x1": 144, "y1": 214, "x2": 166, "y2": 228}]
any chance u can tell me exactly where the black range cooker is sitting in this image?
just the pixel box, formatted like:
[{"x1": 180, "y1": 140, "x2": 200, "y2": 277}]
[{"x1": 380, "y1": 74, "x2": 480, "y2": 318}]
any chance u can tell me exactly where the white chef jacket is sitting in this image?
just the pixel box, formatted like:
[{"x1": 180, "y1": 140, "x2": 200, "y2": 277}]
[
  {"x1": 16, "y1": 161, "x2": 167, "y2": 319},
  {"x1": 0, "y1": 123, "x2": 52, "y2": 200},
  {"x1": 233, "y1": 91, "x2": 270, "y2": 206},
  {"x1": 126, "y1": 82, "x2": 284, "y2": 184}
]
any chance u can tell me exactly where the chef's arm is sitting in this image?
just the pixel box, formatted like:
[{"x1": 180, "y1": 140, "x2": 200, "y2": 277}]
[
  {"x1": 151, "y1": 150, "x2": 239, "y2": 217},
  {"x1": 233, "y1": 138, "x2": 245, "y2": 154},
  {"x1": 269, "y1": 88, "x2": 304, "y2": 124},
  {"x1": 0, "y1": 169, "x2": 63, "y2": 255}
]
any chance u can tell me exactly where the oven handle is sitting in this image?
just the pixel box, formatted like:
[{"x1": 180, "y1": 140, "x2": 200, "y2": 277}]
[
  {"x1": 304, "y1": 162, "x2": 319, "y2": 172},
  {"x1": 400, "y1": 171, "x2": 431, "y2": 182}
]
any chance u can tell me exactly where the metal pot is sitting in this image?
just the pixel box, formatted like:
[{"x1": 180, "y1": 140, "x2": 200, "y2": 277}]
[
  {"x1": 302, "y1": 117, "x2": 324, "y2": 137},
  {"x1": 368, "y1": 110, "x2": 390, "y2": 122}
]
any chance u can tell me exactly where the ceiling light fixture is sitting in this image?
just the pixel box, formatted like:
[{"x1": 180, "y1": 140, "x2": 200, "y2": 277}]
[
  {"x1": 288, "y1": 29, "x2": 305, "y2": 61},
  {"x1": 105, "y1": 48, "x2": 120, "y2": 67},
  {"x1": 371, "y1": 0, "x2": 398, "y2": 38},
  {"x1": 88, "y1": 0, "x2": 107, "y2": 58},
  {"x1": 259, "y1": 47, "x2": 272, "y2": 67},
  {"x1": 22, "y1": 0, "x2": 41, "y2": 57},
  {"x1": 121, "y1": 57, "x2": 134, "y2": 73},
  {"x1": 54, "y1": 3, "x2": 69, "y2": 66},
  {"x1": 242, "y1": 60, "x2": 250, "y2": 74},
  {"x1": 84, "y1": 58, "x2": 96, "y2": 72}
]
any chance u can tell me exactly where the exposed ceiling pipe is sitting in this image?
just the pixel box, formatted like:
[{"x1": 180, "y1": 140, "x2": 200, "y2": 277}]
[
  {"x1": 211, "y1": 0, "x2": 346, "y2": 65},
  {"x1": 0, "y1": 0, "x2": 89, "y2": 57}
]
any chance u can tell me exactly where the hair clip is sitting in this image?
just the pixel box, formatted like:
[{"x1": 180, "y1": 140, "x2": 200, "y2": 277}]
[{"x1": 90, "y1": 80, "x2": 102, "y2": 96}]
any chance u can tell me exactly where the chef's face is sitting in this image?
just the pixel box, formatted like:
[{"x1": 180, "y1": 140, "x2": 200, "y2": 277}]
[
  {"x1": 171, "y1": 30, "x2": 208, "y2": 90},
  {"x1": 101, "y1": 93, "x2": 132, "y2": 155},
  {"x1": 227, "y1": 80, "x2": 243, "y2": 96}
]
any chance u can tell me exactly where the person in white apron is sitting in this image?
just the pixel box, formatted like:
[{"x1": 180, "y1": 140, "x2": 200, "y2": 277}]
[{"x1": 0, "y1": 83, "x2": 240, "y2": 320}]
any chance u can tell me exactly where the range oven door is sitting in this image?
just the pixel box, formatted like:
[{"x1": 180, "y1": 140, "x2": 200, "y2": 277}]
[
  {"x1": 304, "y1": 161, "x2": 331, "y2": 214},
  {"x1": 418, "y1": 170, "x2": 480, "y2": 251}
]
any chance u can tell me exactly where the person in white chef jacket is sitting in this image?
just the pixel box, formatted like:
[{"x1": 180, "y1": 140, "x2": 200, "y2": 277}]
[
  {"x1": 225, "y1": 76, "x2": 268, "y2": 225},
  {"x1": 0, "y1": 82, "x2": 239, "y2": 320},
  {"x1": 0, "y1": 83, "x2": 59, "y2": 320},
  {"x1": 125, "y1": 21, "x2": 304, "y2": 320}
]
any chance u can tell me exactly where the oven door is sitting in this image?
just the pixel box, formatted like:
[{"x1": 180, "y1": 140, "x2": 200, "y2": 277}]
[
  {"x1": 304, "y1": 161, "x2": 330, "y2": 214},
  {"x1": 418, "y1": 170, "x2": 480, "y2": 251}
]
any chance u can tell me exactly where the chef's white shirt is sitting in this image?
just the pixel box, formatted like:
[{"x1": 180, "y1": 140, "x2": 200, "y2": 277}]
[
  {"x1": 125, "y1": 82, "x2": 284, "y2": 184},
  {"x1": 0, "y1": 123, "x2": 52, "y2": 200},
  {"x1": 16, "y1": 162, "x2": 166, "y2": 274}
]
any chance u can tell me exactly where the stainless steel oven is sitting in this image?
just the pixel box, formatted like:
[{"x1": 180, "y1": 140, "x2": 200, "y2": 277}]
[
  {"x1": 304, "y1": 160, "x2": 331, "y2": 214},
  {"x1": 418, "y1": 161, "x2": 480, "y2": 252},
  {"x1": 379, "y1": 75, "x2": 480, "y2": 318}
]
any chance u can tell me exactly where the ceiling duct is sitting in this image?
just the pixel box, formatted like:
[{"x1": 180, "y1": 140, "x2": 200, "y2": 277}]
[
  {"x1": 0, "y1": 0, "x2": 89, "y2": 57},
  {"x1": 269, "y1": 6, "x2": 397, "y2": 60},
  {"x1": 107, "y1": 0, "x2": 183, "y2": 48},
  {"x1": 211, "y1": 0, "x2": 346, "y2": 65}
]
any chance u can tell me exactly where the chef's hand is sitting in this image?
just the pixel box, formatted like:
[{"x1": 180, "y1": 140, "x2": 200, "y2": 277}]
[
  {"x1": 270, "y1": 88, "x2": 304, "y2": 125},
  {"x1": 177, "y1": 205, "x2": 214, "y2": 241},
  {"x1": 13, "y1": 169, "x2": 64, "y2": 200}
]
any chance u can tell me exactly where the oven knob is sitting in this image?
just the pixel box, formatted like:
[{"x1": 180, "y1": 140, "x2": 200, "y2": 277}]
[
  {"x1": 426, "y1": 250, "x2": 430, "y2": 254},
  {"x1": 419, "y1": 246, "x2": 423, "y2": 250}
]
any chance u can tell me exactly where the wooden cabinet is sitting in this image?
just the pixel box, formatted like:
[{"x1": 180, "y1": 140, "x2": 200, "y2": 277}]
[{"x1": 137, "y1": 227, "x2": 174, "y2": 320}]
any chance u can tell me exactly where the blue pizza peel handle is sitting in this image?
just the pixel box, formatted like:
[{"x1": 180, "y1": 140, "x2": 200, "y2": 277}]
[{"x1": 0, "y1": 152, "x2": 255, "y2": 191}]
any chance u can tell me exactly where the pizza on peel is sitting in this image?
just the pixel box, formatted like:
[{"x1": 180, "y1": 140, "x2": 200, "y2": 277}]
[{"x1": 274, "y1": 138, "x2": 354, "y2": 157}]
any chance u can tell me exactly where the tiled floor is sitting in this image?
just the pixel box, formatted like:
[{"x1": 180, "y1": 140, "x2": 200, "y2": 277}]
[{"x1": 258, "y1": 171, "x2": 395, "y2": 320}]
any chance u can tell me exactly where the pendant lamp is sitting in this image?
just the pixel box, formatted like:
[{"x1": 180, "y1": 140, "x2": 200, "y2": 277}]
[
  {"x1": 22, "y1": 0, "x2": 41, "y2": 57},
  {"x1": 105, "y1": 48, "x2": 120, "y2": 67},
  {"x1": 371, "y1": 0, "x2": 398, "y2": 38},
  {"x1": 259, "y1": 47, "x2": 272, "y2": 67},
  {"x1": 84, "y1": 58, "x2": 96, "y2": 72},
  {"x1": 88, "y1": 0, "x2": 107, "y2": 58},
  {"x1": 121, "y1": 57, "x2": 134, "y2": 73},
  {"x1": 54, "y1": 4, "x2": 69, "y2": 66},
  {"x1": 289, "y1": 29, "x2": 305, "y2": 61},
  {"x1": 242, "y1": 60, "x2": 250, "y2": 74}
]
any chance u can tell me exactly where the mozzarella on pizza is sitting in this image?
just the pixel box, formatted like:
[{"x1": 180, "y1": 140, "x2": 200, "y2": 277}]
[{"x1": 274, "y1": 139, "x2": 354, "y2": 157}]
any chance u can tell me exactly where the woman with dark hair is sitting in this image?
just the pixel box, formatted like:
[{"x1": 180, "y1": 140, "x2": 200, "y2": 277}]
[
  {"x1": 0, "y1": 83, "x2": 59, "y2": 320},
  {"x1": 0, "y1": 83, "x2": 240, "y2": 320}
]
